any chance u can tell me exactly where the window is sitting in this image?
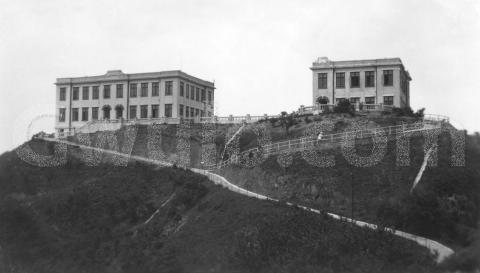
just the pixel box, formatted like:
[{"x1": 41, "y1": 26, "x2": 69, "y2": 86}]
[
  {"x1": 116, "y1": 84, "x2": 123, "y2": 98},
  {"x1": 152, "y1": 82, "x2": 159, "y2": 96},
  {"x1": 151, "y1": 104, "x2": 159, "y2": 118},
  {"x1": 336, "y1": 72, "x2": 345, "y2": 88},
  {"x1": 365, "y1": 96, "x2": 375, "y2": 104},
  {"x1": 129, "y1": 105, "x2": 137, "y2": 119},
  {"x1": 72, "y1": 108, "x2": 79, "y2": 121},
  {"x1": 349, "y1": 97, "x2": 360, "y2": 104},
  {"x1": 350, "y1": 72, "x2": 360, "y2": 88},
  {"x1": 81, "y1": 107, "x2": 89, "y2": 121},
  {"x1": 165, "y1": 104, "x2": 172, "y2": 117},
  {"x1": 82, "y1": 87, "x2": 89, "y2": 100},
  {"x1": 92, "y1": 86, "x2": 99, "y2": 99},
  {"x1": 190, "y1": 86, "x2": 195, "y2": 100},
  {"x1": 200, "y1": 110, "x2": 204, "y2": 117},
  {"x1": 141, "y1": 83, "x2": 148, "y2": 97},
  {"x1": 318, "y1": 73, "x2": 327, "y2": 89},
  {"x1": 165, "y1": 81, "x2": 173, "y2": 96},
  {"x1": 180, "y1": 82, "x2": 184, "y2": 97},
  {"x1": 335, "y1": 98, "x2": 346, "y2": 104},
  {"x1": 208, "y1": 91, "x2": 212, "y2": 104},
  {"x1": 196, "y1": 88, "x2": 200, "y2": 101},
  {"x1": 179, "y1": 104, "x2": 184, "y2": 117},
  {"x1": 103, "y1": 85, "x2": 111, "y2": 99},
  {"x1": 195, "y1": 109, "x2": 199, "y2": 117},
  {"x1": 72, "y1": 87, "x2": 79, "y2": 100},
  {"x1": 190, "y1": 107, "x2": 194, "y2": 118},
  {"x1": 201, "y1": 89, "x2": 206, "y2": 101},
  {"x1": 130, "y1": 83, "x2": 137, "y2": 97},
  {"x1": 59, "y1": 108, "x2": 66, "y2": 122},
  {"x1": 185, "y1": 106, "x2": 190, "y2": 117},
  {"x1": 92, "y1": 107, "x2": 99, "y2": 120},
  {"x1": 384, "y1": 96, "x2": 394, "y2": 105},
  {"x1": 59, "y1": 88, "x2": 66, "y2": 101},
  {"x1": 365, "y1": 71, "x2": 375, "y2": 87},
  {"x1": 186, "y1": 84, "x2": 190, "y2": 98},
  {"x1": 140, "y1": 105, "x2": 148, "y2": 118},
  {"x1": 383, "y1": 70, "x2": 393, "y2": 86}
]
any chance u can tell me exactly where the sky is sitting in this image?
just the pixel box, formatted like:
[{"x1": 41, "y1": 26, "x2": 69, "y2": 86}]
[{"x1": 1, "y1": 0, "x2": 479, "y2": 154}]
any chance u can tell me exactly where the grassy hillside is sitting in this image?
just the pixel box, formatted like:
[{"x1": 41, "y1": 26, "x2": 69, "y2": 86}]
[{"x1": 0, "y1": 138, "x2": 441, "y2": 273}]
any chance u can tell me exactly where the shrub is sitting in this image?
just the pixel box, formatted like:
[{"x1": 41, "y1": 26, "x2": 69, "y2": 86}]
[{"x1": 334, "y1": 100, "x2": 355, "y2": 115}]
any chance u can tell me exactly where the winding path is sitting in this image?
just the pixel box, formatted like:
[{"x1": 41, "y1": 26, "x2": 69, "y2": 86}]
[{"x1": 38, "y1": 136, "x2": 454, "y2": 263}]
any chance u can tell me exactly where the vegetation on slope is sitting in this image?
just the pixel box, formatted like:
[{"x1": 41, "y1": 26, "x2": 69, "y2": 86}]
[{"x1": 0, "y1": 138, "x2": 441, "y2": 273}]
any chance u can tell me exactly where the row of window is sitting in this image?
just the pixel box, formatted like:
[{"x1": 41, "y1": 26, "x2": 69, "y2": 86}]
[
  {"x1": 59, "y1": 81, "x2": 213, "y2": 105},
  {"x1": 333, "y1": 96, "x2": 394, "y2": 105},
  {"x1": 318, "y1": 70, "x2": 394, "y2": 89},
  {"x1": 179, "y1": 82, "x2": 212, "y2": 104},
  {"x1": 59, "y1": 104, "x2": 213, "y2": 122}
]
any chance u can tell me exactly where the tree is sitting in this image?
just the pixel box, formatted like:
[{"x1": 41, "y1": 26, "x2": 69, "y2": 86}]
[
  {"x1": 334, "y1": 100, "x2": 354, "y2": 115},
  {"x1": 279, "y1": 112, "x2": 295, "y2": 134},
  {"x1": 316, "y1": 96, "x2": 329, "y2": 105}
]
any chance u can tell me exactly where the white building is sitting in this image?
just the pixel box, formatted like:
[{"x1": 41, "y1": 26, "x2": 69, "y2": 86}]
[
  {"x1": 311, "y1": 57, "x2": 411, "y2": 108},
  {"x1": 55, "y1": 70, "x2": 215, "y2": 136}
]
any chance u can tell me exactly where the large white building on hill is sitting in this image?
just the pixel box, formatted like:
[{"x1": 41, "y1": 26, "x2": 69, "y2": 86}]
[
  {"x1": 55, "y1": 70, "x2": 215, "y2": 136},
  {"x1": 311, "y1": 57, "x2": 411, "y2": 108}
]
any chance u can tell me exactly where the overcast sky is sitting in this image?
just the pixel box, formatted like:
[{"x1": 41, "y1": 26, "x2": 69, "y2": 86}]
[{"x1": 1, "y1": 0, "x2": 479, "y2": 153}]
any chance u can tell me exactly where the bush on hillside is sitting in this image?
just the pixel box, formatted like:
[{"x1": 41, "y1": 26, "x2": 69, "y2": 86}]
[{"x1": 334, "y1": 100, "x2": 355, "y2": 115}]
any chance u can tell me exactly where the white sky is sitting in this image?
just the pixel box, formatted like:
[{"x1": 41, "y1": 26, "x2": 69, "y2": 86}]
[{"x1": 1, "y1": 0, "x2": 479, "y2": 153}]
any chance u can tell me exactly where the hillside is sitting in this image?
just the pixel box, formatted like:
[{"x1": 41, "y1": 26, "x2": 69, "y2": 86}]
[{"x1": 0, "y1": 138, "x2": 442, "y2": 273}]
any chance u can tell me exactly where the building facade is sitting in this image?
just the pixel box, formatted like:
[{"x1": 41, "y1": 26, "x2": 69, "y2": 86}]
[
  {"x1": 55, "y1": 70, "x2": 215, "y2": 136},
  {"x1": 311, "y1": 57, "x2": 411, "y2": 108}
]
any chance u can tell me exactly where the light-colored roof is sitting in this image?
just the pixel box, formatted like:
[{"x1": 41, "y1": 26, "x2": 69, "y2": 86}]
[
  {"x1": 311, "y1": 57, "x2": 404, "y2": 69},
  {"x1": 55, "y1": 70, "x2": 214, "y2": 87}
]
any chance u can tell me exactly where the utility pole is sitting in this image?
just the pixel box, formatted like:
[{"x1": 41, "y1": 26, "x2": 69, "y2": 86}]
[{"x1": 350, "y1": 168, "x2": 354, "y2": 224}]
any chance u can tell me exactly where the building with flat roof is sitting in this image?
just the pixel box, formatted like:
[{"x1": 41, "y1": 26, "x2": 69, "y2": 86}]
[
  {"x1": 310, "y1": 57, "x2": 411, "y2": 108},
  {"x1": 55, "y1": 70, "x2": 215, "y2": 136}
]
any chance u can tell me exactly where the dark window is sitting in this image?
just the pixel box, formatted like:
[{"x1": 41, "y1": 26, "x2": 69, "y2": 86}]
[
  {"x1": 185, "y1": 106, "x2": 190, "y2": 117},
  {"x1": 350, "y1": 72, "x2": 360, "y2": 88},
  {"x1": 384, "y1": 96, "x2": 394, "y2": 105},
  {"x1": 180, "y1": 82, "x2": 184, "y2": 96},
  {"x1": 103, "y1": 85, "x2": 111, "y2": 99},
  {"x1": 59, "y1": 108, "x2": 66, "y2": 122},
  {"x1": 195, "y1": 109, "x2": 199, "y2": 117},
  {"x1": 190, "y1": 107, "x2": 194, "y2": 118},
  {"x1": 165, "y1": 104, "x2": 172, "y2": 117},
  {"x1": 383, "y1": 70, "x2": 393, "y2": 86},
  {"x1": 81, "y1": 107, "x2": 88, "y2": 121},
  {"x1": 195, "y1": 88, "x2": 200, "y2": 101},
  {"x1": 208, "y1": 91, "x2": 212, "y2": 104},
  {"x1": 152, "y1": 82, "x2": 159, "y2": 96},
  {"x1": 336, "y1": 72, "x2": 345, "y2": 88},
  {"x1": 190, "y1": 86, "x2": 195, "y2": 100},
  {"x1": 92, "y1": 86, "x2": 99, "y2": 99},
  {"x1": 92, "y1": 107, "x2": 99, "y2": 120},
  {"x1": 141, "y1": 83, "x2": 148, "y2": 97},
  {"x1": 365, "y1": 96, "x2": 375, "y2": 104},
  {"x1": 365, "y1": 71, "x2": 375, "y2": 87},
  {"x1": 82, "y1": 87, "x2": 89, "y2": 100},
  {"x1": 151, "y1": 104, "x2": 159, "y2": 118},
  {"x1": 140, "y1": 105, "x2": 148, "y2": 118},
  {"x1": 200, "y1": 110, "x2": 204, "y2": 117},
  {"x1": 201, "y1": 89, "x2": 206, "y2": 101},
  {"x1": 59, "y1": 88, "x2": 66, "y2": 101},
  {"x1": 72, "y1": 87, "x2": 79, "y2": 100},
  {"x1": 103, "y1": 107, "x2": 110, "y2": 119},
  {"x1": 179, "y1": 104, "x2": 184, "y2": 117},
  {"x1": 318, "y1": 73, "x2": 327, "y2": 89},
  {"x1": 72, "y1": 108, "x2": 79, "y2": 121},
  {"x1": 129, "y1": 105, "x2": 137, "y2": 119},
  {"x1": 186, "y1": 84, "x2": 190, "y2": 98},
  {"x1": 116, "y1": 84, "x2": 123, "y2": 98},
  {"x1": 130, "y1": 83, "x2": 137, "y2": 97},
  {"x1": 335, "y1": 98, "x2": 346, "y2": 104},
  {"x1": 165, "y1": 81, "x2": 173, "y2": 96},
  {"x1": 349, "y1": 97, "x2": 360, "y2": 104}
]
